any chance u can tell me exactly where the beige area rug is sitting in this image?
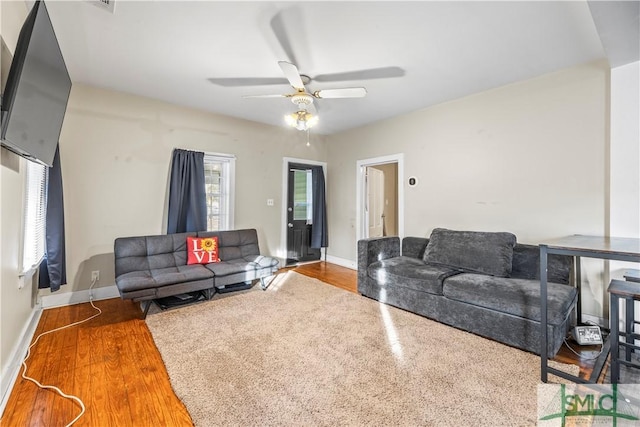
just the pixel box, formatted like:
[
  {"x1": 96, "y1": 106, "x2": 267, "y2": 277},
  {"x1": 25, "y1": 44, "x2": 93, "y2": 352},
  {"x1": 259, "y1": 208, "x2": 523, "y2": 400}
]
[{"x1": 145, "y1": 271, "x2": 578, "y2": 426}]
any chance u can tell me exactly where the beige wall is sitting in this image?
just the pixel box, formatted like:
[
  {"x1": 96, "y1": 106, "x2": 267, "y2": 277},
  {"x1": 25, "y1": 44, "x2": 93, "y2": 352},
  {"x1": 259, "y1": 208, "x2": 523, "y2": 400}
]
[
  {"x1": 609, "y1": 61, "x2": 640, "y2": 240},
  {"x1": 1, "y1": 0, "x2": 37, "y2": 404},
  {"x1": 326, "y1": 61, "x2": 609, "y2": 316},
  {"x1": 38, "y1": 83, "x2": 327, "y2": 296},
  {"x1": 609, "y1": 61, "x2": 640, "y2": 297}
]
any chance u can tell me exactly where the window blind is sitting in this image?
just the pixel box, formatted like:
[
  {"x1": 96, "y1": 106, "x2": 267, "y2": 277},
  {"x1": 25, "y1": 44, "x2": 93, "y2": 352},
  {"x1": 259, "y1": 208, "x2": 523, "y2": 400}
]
[{"x1": 22, "y1": 160, "x2": 48, "y2": 273}]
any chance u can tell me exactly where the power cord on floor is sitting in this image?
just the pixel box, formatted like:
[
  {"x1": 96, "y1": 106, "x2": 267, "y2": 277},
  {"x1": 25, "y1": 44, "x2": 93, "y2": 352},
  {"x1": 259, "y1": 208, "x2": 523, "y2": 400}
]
[
  {"x1": 21, "y1": 277, "x2": 102, "y2": 427},
  {"x1": 563, "y1": 337, "x2": 604, "y2": 361}
]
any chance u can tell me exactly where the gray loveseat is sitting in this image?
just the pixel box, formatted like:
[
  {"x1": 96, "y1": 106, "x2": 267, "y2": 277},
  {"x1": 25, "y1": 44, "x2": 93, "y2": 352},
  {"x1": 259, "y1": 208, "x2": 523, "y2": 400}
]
[
  {"x1": 358, "y1": 228, "x2": 577, "y2": 356},
  {"x1": 114, "y1": 228, "x2": 279, "y2": 316}
]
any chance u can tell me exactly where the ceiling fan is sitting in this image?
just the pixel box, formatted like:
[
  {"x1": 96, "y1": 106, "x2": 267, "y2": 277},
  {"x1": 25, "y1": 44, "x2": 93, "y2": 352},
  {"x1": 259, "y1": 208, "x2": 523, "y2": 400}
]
[
  {"x1": 241, "y1": 61, "x2": 367, "y2": 130},
  {"x1": 207, "y1": 7, "x2": 405, "y2": 131}
]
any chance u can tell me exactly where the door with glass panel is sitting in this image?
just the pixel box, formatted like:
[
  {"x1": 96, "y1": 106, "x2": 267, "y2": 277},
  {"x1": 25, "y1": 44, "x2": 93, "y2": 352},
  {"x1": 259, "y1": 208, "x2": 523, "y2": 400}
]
[{"x1": 286, "y1": 163, "x2": 321, "y2": 265}]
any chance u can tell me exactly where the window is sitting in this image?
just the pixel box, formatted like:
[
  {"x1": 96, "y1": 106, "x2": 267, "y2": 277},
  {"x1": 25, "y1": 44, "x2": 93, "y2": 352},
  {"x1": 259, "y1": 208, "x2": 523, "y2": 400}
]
[
  {"x1": 292, "y1": 169, "x2": 313, "y2": 223},
  {"x1": 22, "y1": 160, "x2": 48, "y2": 274},
  {"x1": 203, "y1": 153, "x2": 235, "y2": 231}
]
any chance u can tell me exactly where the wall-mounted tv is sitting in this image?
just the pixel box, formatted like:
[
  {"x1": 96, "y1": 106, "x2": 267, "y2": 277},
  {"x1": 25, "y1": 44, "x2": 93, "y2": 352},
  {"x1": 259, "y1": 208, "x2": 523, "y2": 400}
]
[{"x1": 1, "y1": 0, "x2": 71, "y2": 167}]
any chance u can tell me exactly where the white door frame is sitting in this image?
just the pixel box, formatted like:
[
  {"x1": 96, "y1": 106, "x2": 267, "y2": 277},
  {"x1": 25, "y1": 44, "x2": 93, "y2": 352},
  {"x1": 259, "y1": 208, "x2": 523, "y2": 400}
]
[
  {"x1": 280, "y1": 157, "x2": 328, "y2": 263},
  {"x1": 356, "y1": 154, "x2": 404, "y2": 242}
]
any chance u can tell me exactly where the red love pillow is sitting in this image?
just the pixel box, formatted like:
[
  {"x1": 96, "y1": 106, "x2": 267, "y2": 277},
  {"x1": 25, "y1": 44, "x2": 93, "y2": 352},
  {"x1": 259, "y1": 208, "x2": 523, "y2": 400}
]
[{"x1": 187, "y1": 236, "x2": 220, "y2": 265}]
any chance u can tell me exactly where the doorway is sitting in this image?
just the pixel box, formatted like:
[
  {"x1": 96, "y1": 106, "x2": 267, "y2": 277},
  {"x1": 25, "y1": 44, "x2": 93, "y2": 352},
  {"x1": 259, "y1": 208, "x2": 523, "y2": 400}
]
[
  {"x1": 366, "y1": 164, "x2": 396, "y2": 237},
  {"x1": 357, "y1": 154, "x2": 404, "y2": 241},
  {"x1": 283, "y1": 160, "x2": 326, "y2": 266}
]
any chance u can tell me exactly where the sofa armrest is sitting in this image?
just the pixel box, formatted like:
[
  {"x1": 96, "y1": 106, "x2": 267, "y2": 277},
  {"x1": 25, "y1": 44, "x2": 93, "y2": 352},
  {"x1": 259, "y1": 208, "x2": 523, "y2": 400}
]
[
  {"x1": 358, "y1": 237, "x2": 401, "y2": 265},
  {"x1": 357, "y1": 237, "x2": 400, "y2": 284}
]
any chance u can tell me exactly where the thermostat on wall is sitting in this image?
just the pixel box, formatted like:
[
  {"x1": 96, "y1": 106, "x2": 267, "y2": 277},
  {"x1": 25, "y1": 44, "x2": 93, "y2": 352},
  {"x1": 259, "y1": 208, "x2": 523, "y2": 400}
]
[{"x1": 408, "y1": 176, "x2": 419, "y2": 187}]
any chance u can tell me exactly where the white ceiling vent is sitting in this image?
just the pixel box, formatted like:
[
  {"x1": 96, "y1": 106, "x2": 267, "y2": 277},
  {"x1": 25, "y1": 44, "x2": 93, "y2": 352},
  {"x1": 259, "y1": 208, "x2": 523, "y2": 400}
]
[{"x1": 87, "y1": 0, "x2": 115, "y2": 14}]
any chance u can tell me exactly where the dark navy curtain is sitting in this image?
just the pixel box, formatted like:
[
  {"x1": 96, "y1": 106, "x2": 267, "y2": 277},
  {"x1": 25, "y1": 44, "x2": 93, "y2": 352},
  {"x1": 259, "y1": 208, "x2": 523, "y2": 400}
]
[
  {"x1": 39, "y1": 145, "x2": 66, "y2": 292},
  {"x1": 167, "y1": 149, "x2": 207, "y2": 233},
  {"x1": 310, "y1": 166, "x2": 328, "y2": 249}
]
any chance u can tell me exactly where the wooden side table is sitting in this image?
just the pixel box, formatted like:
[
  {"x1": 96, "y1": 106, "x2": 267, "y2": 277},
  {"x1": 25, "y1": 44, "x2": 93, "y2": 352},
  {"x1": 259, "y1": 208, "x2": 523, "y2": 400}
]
[{"x1": 608, "y1": 279, "x2": 640, "y2": 383}]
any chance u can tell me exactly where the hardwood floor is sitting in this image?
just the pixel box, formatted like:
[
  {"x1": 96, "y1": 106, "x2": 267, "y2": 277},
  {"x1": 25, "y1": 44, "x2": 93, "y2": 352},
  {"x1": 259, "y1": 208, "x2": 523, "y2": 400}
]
[
  {"x1": 291, "y1": 261, "x2": 358, "y2": 293},
  {"x1": 1, "y1": 299, "x2": 193, "y2": 427},
  {"x1": 2, "y1": 261, "x2": 599, "y2": 426}
]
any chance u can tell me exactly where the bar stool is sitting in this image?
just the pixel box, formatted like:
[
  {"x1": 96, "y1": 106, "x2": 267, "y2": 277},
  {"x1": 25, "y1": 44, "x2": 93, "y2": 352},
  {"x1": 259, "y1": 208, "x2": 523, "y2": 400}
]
[
  {"x1": 623, "y1": 270, "x2": 640, "y2": 360},
  {"x1": 608, "y1": 278, "x2": 640, "y2": 383},
  {"x1": 625, "y1": 269, "x2": 640, "y2": 283}
]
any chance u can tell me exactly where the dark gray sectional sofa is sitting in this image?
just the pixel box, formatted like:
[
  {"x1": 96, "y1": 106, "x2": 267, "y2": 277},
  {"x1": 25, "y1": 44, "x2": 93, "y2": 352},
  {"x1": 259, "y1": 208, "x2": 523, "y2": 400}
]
[
  {"x1": 358, "y1": 228, "x2": 577, "y2": 357},
  {"x1": 114, "y1": 228, "x2": 279, "y2": 316}
]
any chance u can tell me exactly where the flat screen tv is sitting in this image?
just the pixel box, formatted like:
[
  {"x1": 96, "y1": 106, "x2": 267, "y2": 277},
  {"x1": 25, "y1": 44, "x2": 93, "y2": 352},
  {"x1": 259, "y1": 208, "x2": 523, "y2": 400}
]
[{"x1": 1, "y1": 0, "x2": 71, "y2": 167}]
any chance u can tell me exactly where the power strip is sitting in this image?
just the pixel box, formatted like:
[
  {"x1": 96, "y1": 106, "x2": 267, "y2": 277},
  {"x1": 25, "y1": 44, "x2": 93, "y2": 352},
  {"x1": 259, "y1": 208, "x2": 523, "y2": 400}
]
[{"x1": 572, "y1": 325, "x2": 603, "y2": 345}]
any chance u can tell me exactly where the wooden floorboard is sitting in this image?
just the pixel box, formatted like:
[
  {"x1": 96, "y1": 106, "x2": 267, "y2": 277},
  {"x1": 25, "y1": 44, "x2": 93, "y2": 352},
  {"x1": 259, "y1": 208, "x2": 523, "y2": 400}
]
[
  {"x1": 291, "y1": 261, "x2": 358, "y2": 293},
  {"x1": 1, "y1": 298, "x2": 193, "y2": 427},
  {"x1": 1, "y1": 261, "x2": 598, "y2": 426}
]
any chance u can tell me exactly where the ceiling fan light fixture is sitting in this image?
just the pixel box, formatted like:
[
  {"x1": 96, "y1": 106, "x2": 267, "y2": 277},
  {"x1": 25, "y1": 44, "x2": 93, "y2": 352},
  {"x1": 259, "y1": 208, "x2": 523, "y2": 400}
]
[{"x1": 285, "y1": 110, "x2": 318, "y2": 131}]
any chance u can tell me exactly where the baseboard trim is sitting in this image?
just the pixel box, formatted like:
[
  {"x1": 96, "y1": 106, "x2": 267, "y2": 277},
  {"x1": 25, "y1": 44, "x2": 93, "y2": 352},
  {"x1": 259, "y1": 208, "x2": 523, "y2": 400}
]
[
  {"x1": 40, "y1": 285, "x2": 120, "y2": 309},
  {"x1": 0, "y1": 305, "x2": 42, "y2": 417},
  {"x1": 325, "y1": 255, "x2": 356, "y2": 270}
]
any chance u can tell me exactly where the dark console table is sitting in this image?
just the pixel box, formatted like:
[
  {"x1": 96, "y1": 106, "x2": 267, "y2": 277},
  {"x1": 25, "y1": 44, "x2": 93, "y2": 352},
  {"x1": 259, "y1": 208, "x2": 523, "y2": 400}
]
[{"x1": 540, "y1": 235, "x2": 640, "y2": 383}]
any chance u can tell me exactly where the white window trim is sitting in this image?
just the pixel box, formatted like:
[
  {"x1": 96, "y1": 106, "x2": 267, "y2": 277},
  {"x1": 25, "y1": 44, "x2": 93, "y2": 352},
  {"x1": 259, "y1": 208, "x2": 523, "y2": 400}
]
[{"x1": 204, "y1": 152, "x2": 236, "y2": 231}]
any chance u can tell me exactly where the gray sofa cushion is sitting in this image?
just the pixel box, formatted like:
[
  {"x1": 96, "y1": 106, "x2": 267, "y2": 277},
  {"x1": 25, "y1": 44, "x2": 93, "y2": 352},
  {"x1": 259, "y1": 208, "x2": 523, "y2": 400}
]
[
  {"x1": 206, "y1": 258, "x2": 263, "y2": 288},
  {"x1": 367, "y1": 256, "x2": 460, "y2": 295},
  {"x1": 423, "y1": 228, "x2": 516, "y2": 277},
  {"x1": 205, "y1": 258, "x2": 265, "y2": 278},
  {"x1": 199, "y1": 229, "x2": 261, "y2": 260},
  {"x1": 402, "y1": 237, "x2": 429, "y2": 259},
  {"x1": 115, "y1": 232, "x2": 195, "y2": 277},
  {"x1": 442, "y1": 273, "x2": 577, "y2": 325},
  {"x1": 512, "y1": 244, "x2": 572, "y2": 285},
  {"x1": 116, "y1": 264, "x2": 214, "y2": 293}
]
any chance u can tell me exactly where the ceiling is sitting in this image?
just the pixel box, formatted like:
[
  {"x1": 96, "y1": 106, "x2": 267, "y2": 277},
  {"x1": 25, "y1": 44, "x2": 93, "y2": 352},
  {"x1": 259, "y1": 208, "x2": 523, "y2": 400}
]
[{"x1": 44, "y1": 1, "x2": 639, "y2": 135}]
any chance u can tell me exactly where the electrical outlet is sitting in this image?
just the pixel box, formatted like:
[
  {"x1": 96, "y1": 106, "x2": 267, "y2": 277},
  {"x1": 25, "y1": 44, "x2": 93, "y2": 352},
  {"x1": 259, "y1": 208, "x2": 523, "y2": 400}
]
[
  {"x1": 91, "y1": 270, "x2": 100, "y2": 282},
  {"x1": 267, "y1": 199, "x2": 274, "y2": 207}
]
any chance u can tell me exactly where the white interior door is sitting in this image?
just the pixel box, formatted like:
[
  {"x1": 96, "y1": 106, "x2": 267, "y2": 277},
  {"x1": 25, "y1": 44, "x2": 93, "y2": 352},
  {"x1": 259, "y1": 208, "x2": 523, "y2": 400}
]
[
  {"x1": 356, "y1": 154, "x2": 404, "y2": 243},
  {"x1": 366, "y1": 167, "x2": 385, "y2": 237}
]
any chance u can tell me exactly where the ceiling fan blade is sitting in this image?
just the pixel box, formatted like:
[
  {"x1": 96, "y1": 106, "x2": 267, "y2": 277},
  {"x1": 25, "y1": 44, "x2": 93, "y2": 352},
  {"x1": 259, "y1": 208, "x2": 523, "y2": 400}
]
[
  {"x1": 313, "y1": 87, "x2": 367, "y2": 99},
  {"x1": 278, "y1": 61, "x2": 305, "y2": 91},
  {"x1": 208, "y1": 77, "x2": 288, "y2": 87},
  {"x1": 242, "y1": 94, "x2": 288, "y2": 99},
  {"x1": 314, "y1": 67, "x2": 405, "y2": 83},
  {"x1": 270, "y1": 10, "x2": 299, "y2": 66}
]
